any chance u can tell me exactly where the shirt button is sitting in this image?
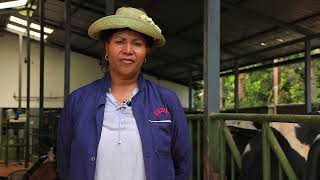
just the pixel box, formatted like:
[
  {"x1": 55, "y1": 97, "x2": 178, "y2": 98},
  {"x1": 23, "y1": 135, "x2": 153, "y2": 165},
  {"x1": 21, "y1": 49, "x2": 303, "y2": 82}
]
[{"x1": 91, "y1": 156, "x2": 96, "y2": 162}]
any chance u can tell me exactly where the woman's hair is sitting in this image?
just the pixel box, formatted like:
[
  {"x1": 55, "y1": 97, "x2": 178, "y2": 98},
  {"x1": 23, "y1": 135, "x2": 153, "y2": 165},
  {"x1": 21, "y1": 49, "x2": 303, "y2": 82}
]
[{"x1": 100, "y1": 28, "x2": 154, "y2": 48}]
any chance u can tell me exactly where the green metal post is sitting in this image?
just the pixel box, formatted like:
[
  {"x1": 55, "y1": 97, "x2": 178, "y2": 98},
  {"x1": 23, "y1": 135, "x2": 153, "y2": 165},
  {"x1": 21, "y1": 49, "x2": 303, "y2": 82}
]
[
  {"x1": 206, "y1": 117, "x2": 220, "y2": 178},
  {"x1": 186, "y1": 114, "x2": 203, "y2": 180},
  {"x1": 219, "y1": 120, "x2": 226, "y2": 180},
  {"x1": 222, "y1": 122, "x2": 242, "y2": 169},
  {"x1": 267, "y1": 126, "x2": 298, "y2": 180},
  {"x1": 278, "y1": 161, "x2": 283, "y2": 180},
  {"x1": 5, "y1": 124, "x2": 8, "y2": 166},
  {"x1": 197, "y1": 120, "x2": 201, "y2": 180},
  {"x1": 211, "y1": 113, "x2": 320, "y2": 123},
  {"x1": 231, "y1": 156, "x2": 235, "y2": 180},
  {"x1": 262, "y1": 121, "x2": 271, "y2": 180},
  {"x1": 203, "y1": 0, "x2": 220, "y2": 177},
  {"x1": 188, "y1": 121, "x2": 194, "y2": 180}
]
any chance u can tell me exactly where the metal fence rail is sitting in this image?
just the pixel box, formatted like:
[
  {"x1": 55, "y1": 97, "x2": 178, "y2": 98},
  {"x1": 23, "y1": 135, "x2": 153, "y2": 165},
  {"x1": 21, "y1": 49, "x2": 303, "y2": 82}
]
[
  {"x1": 187, "y1": 113, "x2": 320, "y2": 180},
  {"x1": 187, "y1": 114, "x2": 204, "y2": 180}
]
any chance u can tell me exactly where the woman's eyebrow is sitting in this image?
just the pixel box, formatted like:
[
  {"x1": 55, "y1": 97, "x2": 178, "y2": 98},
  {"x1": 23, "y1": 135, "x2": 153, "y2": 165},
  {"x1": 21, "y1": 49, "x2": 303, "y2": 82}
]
[
  {"x1": 132, "y1": 38, "x2": 145, "y2": 42},
  {"x1": 114, "y1": 34, "x2": 145, "y2": 41},
  {"x1": 113, "y1": 36, "x2": 125, "y2": 39}
]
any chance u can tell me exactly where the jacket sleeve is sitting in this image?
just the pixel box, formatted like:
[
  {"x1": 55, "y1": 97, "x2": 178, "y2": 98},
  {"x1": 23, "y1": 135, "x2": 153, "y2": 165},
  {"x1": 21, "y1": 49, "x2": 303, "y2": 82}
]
[
  {"x1": 57, "y1": 95, "x2": 74, "y2": 180},
  {"x1": 170, "y1": 94, "x2": 192, "y2": 180}
]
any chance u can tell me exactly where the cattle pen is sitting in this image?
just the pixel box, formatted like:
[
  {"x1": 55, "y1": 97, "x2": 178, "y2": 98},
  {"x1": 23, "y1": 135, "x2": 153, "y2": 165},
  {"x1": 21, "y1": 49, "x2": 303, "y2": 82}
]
[{"x1": 187, "y1": 113, "x2": 320, "y2": 180}]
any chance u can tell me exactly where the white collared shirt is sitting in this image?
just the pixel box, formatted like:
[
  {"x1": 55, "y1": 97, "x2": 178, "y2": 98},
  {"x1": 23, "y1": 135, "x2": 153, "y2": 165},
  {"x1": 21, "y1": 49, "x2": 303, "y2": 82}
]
[{"x1": 94, "y1": 88, "x2": 146, "y2": 180}]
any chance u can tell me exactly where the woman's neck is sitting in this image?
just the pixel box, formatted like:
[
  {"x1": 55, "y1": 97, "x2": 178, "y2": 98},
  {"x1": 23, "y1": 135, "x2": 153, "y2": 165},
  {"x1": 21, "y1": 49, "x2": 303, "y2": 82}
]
[{"x1": 109, "y1": 72, "x2": 139, "y2": 103}]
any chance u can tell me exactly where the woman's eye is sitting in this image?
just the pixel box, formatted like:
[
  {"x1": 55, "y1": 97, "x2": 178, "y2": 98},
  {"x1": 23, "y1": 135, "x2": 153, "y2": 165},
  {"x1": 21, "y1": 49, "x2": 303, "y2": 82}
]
[
  {"x1": 115, "y1": 40, "x2": 123, "y2": 44},
  {"x1": 134, "y1": 41, "x2": 146, "y2": 47},
  {"x1": 133, "y1": 42, "x2": 142, "y2": 46}
]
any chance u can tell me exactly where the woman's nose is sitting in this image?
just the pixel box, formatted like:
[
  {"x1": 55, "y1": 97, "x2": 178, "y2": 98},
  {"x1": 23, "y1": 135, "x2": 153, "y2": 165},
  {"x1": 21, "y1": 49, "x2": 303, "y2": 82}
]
[{"x1": 123, "y1": 43, "x2": 133, "y2": 54}]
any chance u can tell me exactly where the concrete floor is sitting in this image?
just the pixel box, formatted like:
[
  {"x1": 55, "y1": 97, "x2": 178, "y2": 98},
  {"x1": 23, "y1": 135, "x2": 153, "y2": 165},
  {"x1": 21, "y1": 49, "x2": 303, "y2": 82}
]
[{"x1": 0, "y1": 161, "x2": 29, "y2": 177}]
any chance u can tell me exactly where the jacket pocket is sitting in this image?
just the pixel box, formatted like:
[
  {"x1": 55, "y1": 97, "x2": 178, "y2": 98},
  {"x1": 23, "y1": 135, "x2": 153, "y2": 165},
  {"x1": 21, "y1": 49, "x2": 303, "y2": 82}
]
[{"x1": 149, "y1": 119, "x2": 172, "y2": 159}]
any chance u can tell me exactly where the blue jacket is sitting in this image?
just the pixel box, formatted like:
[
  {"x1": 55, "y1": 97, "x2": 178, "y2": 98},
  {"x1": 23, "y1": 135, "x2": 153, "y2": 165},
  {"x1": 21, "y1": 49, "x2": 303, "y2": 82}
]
[{"x1": 57, "y1": 73, "x2": 192, "y2": 180}]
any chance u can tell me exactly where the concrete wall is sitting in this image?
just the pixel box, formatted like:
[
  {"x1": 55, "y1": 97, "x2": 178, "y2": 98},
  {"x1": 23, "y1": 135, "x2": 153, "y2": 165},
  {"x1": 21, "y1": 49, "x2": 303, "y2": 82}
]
[
  {"x1": 0, "y1": 32, "x2": 191, "y2": 108},
  {"x1": 144, "y1": 74, "x2": 190, "y2": 107}
]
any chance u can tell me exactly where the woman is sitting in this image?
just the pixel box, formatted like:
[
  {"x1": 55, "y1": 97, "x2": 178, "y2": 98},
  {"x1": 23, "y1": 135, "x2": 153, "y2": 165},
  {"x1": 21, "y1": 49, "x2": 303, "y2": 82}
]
[{"x1": 57, "y1": 7, "x2": 192, "y2": 180}]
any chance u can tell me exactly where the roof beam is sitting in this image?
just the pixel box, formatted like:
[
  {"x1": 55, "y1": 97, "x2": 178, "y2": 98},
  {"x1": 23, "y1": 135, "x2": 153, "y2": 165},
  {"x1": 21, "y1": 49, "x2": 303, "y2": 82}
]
[
  {"x1": 221, "y1": 47, "x2": 310, "y2": 72},
  {"x1": 222, "y1": 27, "x2": 278, "y2": 49},
  {"x1": 152, "y1": 52, "x2": 202, "y2": 71},
  {"x1": 57, "y1": 0, "x2": 128, "y2": 15},
  {"x1": 168, "y1": 18, "x2": 202, "y2": 37},
  {"x1": 221, "y1": 8, "x2": 320, "y2": 55},
  {"x1": 221, "y1": 52, "x2": 320, "y2": 77},
  {"x1": 223, "y1": 32, "x2": 320, "y2": 63},
  {"x1": 221, "y1": 1, "x2": 315, "y2": 36},
  {"x1": 191, "y1": 73, "x2": 203, "y2": 82},
  {"x1": 0, "y1": 7, "x2": 27, "y2": 15},
  {"x1": 223, "y1": 48, "x2": 242, "y2": 56},
  {"x1": 70, "y1": 0, "x2": 90, "y2": 16},
  {"x1": 7, "y1": 12, "x2": 85, "y2": 38},
  {"x1": 169, "y1": 69, "x2": 193, "y2": 78},
  {"x1": 58, "y1": 0, "x2": 104, "y2": 14},
  {"x1": 32, "y1": 16, "x2": 88, "y2": 37},
  {"x1": 222, "y1": 10, "x2": 320, "y2": 50}
]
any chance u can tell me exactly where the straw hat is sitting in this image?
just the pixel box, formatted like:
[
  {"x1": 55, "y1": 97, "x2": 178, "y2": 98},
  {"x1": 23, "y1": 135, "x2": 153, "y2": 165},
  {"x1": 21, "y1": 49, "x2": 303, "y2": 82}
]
[{"x1": 88, "y1": 7, "x2": 166, "y2": 47}]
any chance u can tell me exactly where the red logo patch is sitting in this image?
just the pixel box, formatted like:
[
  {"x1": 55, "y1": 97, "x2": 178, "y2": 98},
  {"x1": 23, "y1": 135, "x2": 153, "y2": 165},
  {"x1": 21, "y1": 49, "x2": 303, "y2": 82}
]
[{"x1": 153, "y1": 107, "x2": 169, "y2": 116}]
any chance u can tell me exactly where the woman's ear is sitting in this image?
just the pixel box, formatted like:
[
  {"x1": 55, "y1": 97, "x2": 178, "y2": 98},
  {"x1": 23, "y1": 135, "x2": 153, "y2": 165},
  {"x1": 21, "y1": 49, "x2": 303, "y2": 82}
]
[{"x1": 104, "y1": 41, "x2": 109, "y2": 51}]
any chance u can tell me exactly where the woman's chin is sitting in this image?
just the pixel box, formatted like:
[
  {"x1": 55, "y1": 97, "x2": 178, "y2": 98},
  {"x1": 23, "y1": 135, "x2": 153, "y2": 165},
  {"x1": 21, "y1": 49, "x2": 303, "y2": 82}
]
[{"x1": 113, "y1": 69, "x2": 140, "y2": 78}]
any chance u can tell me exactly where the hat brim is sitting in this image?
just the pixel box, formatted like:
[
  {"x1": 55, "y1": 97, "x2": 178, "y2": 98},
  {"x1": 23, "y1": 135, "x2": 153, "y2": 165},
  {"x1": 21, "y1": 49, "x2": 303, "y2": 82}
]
[{"x1": 88, "y1": 15, "x2": 166, "y2": 47}]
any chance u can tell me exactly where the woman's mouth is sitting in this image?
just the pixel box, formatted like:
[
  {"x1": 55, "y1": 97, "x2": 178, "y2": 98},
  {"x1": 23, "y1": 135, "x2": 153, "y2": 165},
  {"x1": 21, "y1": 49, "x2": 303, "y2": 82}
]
[{"x1": 121, "y1": 58, "x2": 135, "y2": 64}]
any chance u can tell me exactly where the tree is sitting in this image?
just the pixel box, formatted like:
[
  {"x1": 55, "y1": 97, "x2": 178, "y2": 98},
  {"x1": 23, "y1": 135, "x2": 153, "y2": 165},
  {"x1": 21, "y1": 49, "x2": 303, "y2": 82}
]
[
  {"x1": 240, "y1": 69, "x2": 273, "y2": 107},
  {"x1": 279, "y1": 62, "x2": 304, "y2": 104},
  {"x1": 222, "y1": 75, "x2": 235, "y2": 109},
  {"x1": 193, "y1": 81, "x2": 204, "y2": 111}
]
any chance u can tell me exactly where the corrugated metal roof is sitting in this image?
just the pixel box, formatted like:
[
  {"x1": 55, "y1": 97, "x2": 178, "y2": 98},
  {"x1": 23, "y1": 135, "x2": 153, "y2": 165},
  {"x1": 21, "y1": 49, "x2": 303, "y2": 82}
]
[{"x1": 1, "y1": 0, "x2": 320, "y2": 86}]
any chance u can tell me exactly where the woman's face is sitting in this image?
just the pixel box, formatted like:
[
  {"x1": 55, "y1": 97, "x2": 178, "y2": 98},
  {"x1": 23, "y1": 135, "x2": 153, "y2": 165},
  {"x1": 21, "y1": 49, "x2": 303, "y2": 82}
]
[{"x1": 105, "y1": 29, "x2": 150, "y2": 78}]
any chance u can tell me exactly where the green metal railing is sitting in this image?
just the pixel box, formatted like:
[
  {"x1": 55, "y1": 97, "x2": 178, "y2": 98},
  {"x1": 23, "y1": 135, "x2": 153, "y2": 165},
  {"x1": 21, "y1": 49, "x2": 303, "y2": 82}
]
[
  {"x1": 188, "y1": 115, "x2": 204, "y2": 180},
  {"x1": 187, "y1": 113, "x2": 320, "y2": 180}
]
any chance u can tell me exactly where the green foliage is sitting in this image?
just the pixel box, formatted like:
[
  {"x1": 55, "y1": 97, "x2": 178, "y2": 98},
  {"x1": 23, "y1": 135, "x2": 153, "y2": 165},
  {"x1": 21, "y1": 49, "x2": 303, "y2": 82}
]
[
  {"x1": 221, "y1": 62, "x2": 305, "y2": 109},
  {"x1": 279, "y1": 62, "x2": 305, "y2": 104},
  {"x1": 222, "y1": 75, "x2": 234, "y2": 109},
  {"x1": 192, "y1": 50, "x2": 320, "y2": 110},
  {"x1": 193, "y1": 81, "x2": 204, "y2": 111},
  {"x1": 313, "y1": 60, "x2": 320, "y2": 109},
  {"x1": 240, "y1": 69, "x2": 273, "y2": 107}
]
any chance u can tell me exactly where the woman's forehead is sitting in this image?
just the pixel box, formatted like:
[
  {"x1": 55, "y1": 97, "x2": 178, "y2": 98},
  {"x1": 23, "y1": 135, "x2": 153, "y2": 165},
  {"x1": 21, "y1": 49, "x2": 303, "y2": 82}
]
[{"x1": 111, "y1": 30, "x2": 146, "y2": 40}]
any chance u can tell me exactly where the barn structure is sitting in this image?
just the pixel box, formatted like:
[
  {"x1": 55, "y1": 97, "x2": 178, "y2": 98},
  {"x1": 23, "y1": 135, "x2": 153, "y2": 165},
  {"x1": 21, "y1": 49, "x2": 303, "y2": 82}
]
[{"x1": 1, "y1": 0, "x2": 320, "y2": 180}]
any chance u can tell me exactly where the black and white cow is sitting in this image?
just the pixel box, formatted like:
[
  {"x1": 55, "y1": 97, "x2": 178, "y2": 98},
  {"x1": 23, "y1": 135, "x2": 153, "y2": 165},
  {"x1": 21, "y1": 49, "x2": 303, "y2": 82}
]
[
  {"x1": 237, "y1": 121, "x2": 320, "y2": 180},
  {"x1": 305, "y1": 134, "x2": 320, "y2": 180},
  {"x1": 225, "y1": 126, "x2": 258, "y2": 179},
  {"x1": 238, "y1": 127, "x2": 306, "y2": 180}
]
